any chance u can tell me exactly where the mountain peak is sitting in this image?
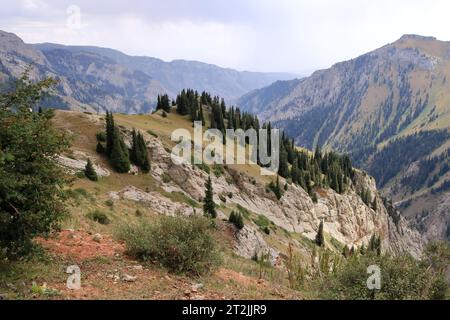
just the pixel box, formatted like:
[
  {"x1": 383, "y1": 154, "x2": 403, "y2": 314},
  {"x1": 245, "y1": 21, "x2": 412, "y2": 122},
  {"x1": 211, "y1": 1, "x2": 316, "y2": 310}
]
[{"x1": 397, "y1": 34, "x2": 437, "y2": 42}]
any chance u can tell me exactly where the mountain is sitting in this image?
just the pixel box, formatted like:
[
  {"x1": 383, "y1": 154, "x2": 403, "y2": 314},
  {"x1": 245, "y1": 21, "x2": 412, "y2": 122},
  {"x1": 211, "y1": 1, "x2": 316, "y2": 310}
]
[
  {"x1": 34, "y1": 43, "x2": 297, "y2": 102},
  {"x1": 238, "y1": 35, "x2": 450, "y2": 241},
  {"x1": 0, "y1": 29, "x2": 297, "y2": 114}
]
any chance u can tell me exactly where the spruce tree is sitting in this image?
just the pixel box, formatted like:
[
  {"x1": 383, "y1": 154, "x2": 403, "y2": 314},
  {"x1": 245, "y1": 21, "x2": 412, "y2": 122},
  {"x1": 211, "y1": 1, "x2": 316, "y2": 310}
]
[
  {"x1": 315, "y1": 220, "x2": 325, "y2": 247},
  {"x1": 203, "y1": 176, "x2": 216, "y2": 218},
  {"x1": 96, "y1": 142, "x2": 105, "y2": 154},
  {"x1": 84, "y1": 158, "x2": 98, "y2": 181},
  {"x1": 109, "y1": 128, "x2": 130, "y2": 173},
  {"x1": 105, "y1": 111, "x2": 115, "y2": 156}
]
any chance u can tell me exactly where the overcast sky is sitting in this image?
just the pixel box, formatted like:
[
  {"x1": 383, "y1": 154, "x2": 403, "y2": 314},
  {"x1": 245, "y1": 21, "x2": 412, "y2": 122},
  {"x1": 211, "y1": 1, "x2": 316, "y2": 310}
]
[{"x1": 1, "y1": 0, "x2": 450, "y2": 74}]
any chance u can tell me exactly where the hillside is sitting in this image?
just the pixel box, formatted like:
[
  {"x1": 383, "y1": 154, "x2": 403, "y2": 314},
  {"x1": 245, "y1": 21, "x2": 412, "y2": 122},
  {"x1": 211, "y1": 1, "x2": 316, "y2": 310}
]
[
  {"x1": 0, "y1": 30, "x2": 296, "y2": 114},
  {"x1": 0, "y1": 104, "x2": 426, "y2": 299},
  {"x1": 238, "y1": 35, "x2": 450, "y2": 241}
]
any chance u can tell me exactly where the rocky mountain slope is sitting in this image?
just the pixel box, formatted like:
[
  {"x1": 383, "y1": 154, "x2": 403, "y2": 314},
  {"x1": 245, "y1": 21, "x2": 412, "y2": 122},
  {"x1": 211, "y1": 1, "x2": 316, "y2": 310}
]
[
  {"x1": 0, "y1": 30, "x2": 296, "y2": 114},
  {"x1": 238, "y1": 35, "x2": 450, "y2": 241},
  {"x1": 52, "y1": 110, "x2": 423, "y2": 261}
]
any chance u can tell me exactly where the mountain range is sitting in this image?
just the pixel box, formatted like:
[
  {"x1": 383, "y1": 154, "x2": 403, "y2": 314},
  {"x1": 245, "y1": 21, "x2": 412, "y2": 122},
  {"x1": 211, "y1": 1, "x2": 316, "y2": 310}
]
[
  {"x1": 1, "y1": 29, "x2": 448, "y2": 242},
  {"x1": 238, "y1": 34, "x2": 450, "y2": 241},
  {"x1": 0, "y1": 30, "x2": 297, "y2": 114}
]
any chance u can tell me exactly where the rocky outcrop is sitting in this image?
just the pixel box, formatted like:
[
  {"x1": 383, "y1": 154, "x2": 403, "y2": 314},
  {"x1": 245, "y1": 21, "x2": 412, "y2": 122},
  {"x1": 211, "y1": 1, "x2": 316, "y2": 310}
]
[
  {"x1": 107, "y1": 186, "x2": 195, "y2": 217},
  {"x1": 56, "y1": 152, "x2": 110, "y2": 177},
  {"x1": 144, "y1": 129, "x2": 424, "y2": 258},
  {"x1": 234, "y1": 225, "x2": 279, "y2": 264}
]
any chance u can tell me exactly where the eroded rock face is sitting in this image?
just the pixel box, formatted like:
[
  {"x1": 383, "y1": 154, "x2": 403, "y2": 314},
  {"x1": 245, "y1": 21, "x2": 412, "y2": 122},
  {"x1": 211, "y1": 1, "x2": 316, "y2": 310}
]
[
  {"x1": 107, "y1": 186, "x2": 195, "y2": 217},
  {"x1": 234, "y1": 225, "x2": 279, "y2": 264},
  {"x1": 62, "y1": 122, "x2": 423, "y2": 260},
  {"x1": 144, "y1": 133, "x2": 423, "y2": 258},
  {"x1": 56, "y1": 153, "x2": 110, "y2": 177}
]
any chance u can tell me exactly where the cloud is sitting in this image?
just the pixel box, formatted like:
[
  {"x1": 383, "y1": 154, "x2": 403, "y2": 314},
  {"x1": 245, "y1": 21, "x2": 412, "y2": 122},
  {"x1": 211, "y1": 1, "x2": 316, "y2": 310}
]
[{"x1": 1, "y1": 0, "x2": 450, "y2": 74}]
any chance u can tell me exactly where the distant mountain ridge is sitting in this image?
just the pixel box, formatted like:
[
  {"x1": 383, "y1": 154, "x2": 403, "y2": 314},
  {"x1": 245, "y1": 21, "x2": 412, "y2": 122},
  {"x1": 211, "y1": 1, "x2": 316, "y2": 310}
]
[
  {"x1": 32, "y1": 42, "x2": 297, "y2": 102},
  {"x1": 0, "y1": 29, "x2": 298, "y2": 114},
  {"x1": 238, "y1": 34, "x2": 450, "y2": 241}
]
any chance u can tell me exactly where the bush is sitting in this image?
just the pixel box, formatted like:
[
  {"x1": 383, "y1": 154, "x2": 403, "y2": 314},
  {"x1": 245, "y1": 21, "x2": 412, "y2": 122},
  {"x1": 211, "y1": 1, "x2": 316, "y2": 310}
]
[
  {"x1": 229, "y1": 211, "x2": 244, "y2": 230},
  {"x1": 105, "y1": 199, "x2": 114, "y2": 209},
  {"x1": 84, "y1": 158, "x2": 98, "y2": 181},
  {"x1": 96, "y1": 142, "x2": 105, "y2": 154},
  {"x1": 96, "y1": 131, "x2": 106, "y2": 142},
  {"x1": 87, "y1": 210, "x2": 110, "y2": 225},
  {"x1": 318, "y1": 252, "x2": 449, "y2": 300},
  {"x1": 118, "y1": 216, "x2": 220, "y2": 275}
]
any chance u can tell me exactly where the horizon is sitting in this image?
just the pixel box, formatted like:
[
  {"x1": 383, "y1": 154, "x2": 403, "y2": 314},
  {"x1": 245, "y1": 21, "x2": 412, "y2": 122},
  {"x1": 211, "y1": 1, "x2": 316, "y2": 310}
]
[{"x1": 2, "y1": 0, "x2": 450, "y2": 74}]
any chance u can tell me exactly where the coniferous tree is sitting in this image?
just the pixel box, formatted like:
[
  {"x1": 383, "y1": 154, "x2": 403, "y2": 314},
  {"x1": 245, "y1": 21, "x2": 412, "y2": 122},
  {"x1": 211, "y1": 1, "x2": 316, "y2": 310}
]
[
  {"x1": 109, "y1": 127, "x2": 130, "y2": 173},
  {"x1": 96, "y1": 142, "x2": 105, "y2": 154},
  {"x1": 105, "y1": 111, "x2": 115, "y2": 156},
  {"x1": 84, "y1": 158, "x2": 98, "y2": 181},
  {"x1": 229, "y1": 211, "x2": 244, "y2": 229},
  {"x1": 0, "y1": 75, "x2": 71, "y2": 257},
  {"x1": 315, "y1": 220, "x2": 325, "y2": 247},
  {"x1": 203, "y1": 176, "x2": 216, "y2": 218}
]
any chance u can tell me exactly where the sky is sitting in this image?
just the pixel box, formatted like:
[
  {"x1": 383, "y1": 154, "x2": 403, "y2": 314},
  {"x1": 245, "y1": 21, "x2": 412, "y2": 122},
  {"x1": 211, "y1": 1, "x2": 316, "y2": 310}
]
[{"x1": 1, "y1": 0, "x2": 450, "y2": 75}]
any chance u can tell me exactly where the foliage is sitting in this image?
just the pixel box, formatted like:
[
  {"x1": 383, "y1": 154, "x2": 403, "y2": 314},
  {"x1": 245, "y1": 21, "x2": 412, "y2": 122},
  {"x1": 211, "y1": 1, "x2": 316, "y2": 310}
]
[
  {"x1": 0, "y1": 73, "x2": 71, "y2": 258},
  {"x1": 95, "y1": 131, "x2": 106, "y2": 142},
  {"x1": 87, "y1": 210, "x2": 110, "y2": 225},
  {"x1": 315, "y1": 220, "x2": 325, "y2": 247},
  {"x1": 84, "y1": 158, "x2": 98, "y2": 181},
  {"x1": 156, "y1": 94, "x2": 171, "y2": 113},
  {"x1": 318, "y1": 251, "x2": 449, "y2": 300},
  {"x1": 229, "y1": 211, "x2": 244, "y2": 229},
  {"x1": 130, "y1": 129, "x2": 151, "y2": 173},
  {"x1": 118, "y1": 216, "x2": 220, "y2": 275},
  {"x1": 203, "y1": 176, "x2": 217, "y2": 218},
  {"x1": 105, "y1": 111, "x2": 130, "y2": 173}
]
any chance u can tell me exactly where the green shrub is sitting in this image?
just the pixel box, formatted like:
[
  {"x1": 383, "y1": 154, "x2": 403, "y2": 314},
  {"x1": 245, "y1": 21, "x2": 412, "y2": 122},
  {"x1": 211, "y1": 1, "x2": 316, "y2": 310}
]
[
  {"x1": 96, "y1": 131, "x2": 106, "y2": 142},
  {"x1": 147, "y1": 130, "x2": 158, "y2": 138},
  {"x1": 161, "y1": 111, "x2": 168, "y2": 118},
  {"x1": 229, "y1": 211, "x2": 244, "y2": 230},
  {"x1": 135, "y1": 209, "x2": 143, "y2": 217},
  {"x1": 118, "y1": 216, "x2": 220, "y2": 275},
  {"x1": 195, "y1": 162, "x2": 210, "y2": 174},
  {"x1": 87, "y1": 210, "x2": 110, "y2": 225},
  {"x1": 318, "y1": 252, "x2": 449, "y2": 300},
  {"x1": 75, "y1": 171, "x2": 85, "y2": 179},
  {"x1": 84, "y1": 158, "x2": 98, "y2": 181},
  {"x1": 105, "y1": 199, "x2": 114, "y2": 209},
  {"x1": 162, "y1": 173, "x2": 171, "y2": 183},
  {"x1": 96, "y1": 142, "x2": 105, "y2": 154},
  {"x1": 212, "y1": 164, "x2": 224, "y2": 177}
]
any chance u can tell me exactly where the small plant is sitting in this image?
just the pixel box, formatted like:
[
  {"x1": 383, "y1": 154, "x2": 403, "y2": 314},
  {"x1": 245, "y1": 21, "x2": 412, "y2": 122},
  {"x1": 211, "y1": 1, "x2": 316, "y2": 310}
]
[
  {"x1": 87, "y1": 210, "x2": 110, "y2": 225},
  {"x1": 212, "y1": 164, "x2": 224, "y2": 177},
  {"x1": 96, "y1": 131, "x2": 106, "y2": 142},
  {"x1": 105, "y1": 199, "x2": 114, "y2": 209},
  {"x1": 229, "y1": 211, "x2": 244, "y2": 230},
  {"x1": 147, "y1": 129, "x2": 158, "y2": 138},
  {"x1": 75, "y1": 171, "x2": 85, "y2": 179},
  {"x1": 227, "y1": 192, "x2": 233, "y2": 199},
  {"x1": 161, "y1": 111, "x2": 167, "y2": 118},
  {"x1": 162, "y1": 173, "x2": 171, "y2": 183},
  {"x1": 96, "y1": 142, "x2": 105, "y2": 154},
  {"x1": 84, "y1": 158, "x2": 98, "y2": 181},
  {"x1": 135, "y1": 209, "x2": 143, "y2": 217}
]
